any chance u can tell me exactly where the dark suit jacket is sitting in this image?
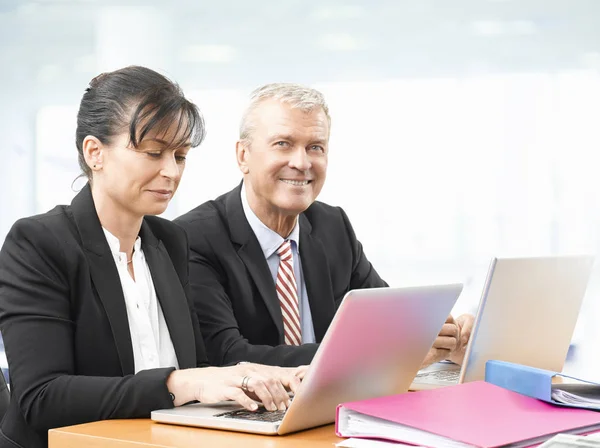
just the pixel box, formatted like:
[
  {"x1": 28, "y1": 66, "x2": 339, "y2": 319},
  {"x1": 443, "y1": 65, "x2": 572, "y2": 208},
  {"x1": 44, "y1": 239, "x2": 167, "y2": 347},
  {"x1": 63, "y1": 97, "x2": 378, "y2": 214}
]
[
  {"x1": 0, "y1": 185, "x2": 209, "y2": 448},
  {"x1": 174, "y1": 184, "x2": 387, "y2": 368}
]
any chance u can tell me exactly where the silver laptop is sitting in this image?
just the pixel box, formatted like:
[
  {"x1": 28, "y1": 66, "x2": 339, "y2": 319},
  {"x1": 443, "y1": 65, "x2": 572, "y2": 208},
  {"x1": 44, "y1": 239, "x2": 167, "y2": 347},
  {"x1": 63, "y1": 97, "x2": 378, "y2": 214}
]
[
  {"x1": 152, "y1": 284, "x2": 462, "y2": 435},
  {"x1": 411, "y1": 255, "x2": 594, "y2": 390}
]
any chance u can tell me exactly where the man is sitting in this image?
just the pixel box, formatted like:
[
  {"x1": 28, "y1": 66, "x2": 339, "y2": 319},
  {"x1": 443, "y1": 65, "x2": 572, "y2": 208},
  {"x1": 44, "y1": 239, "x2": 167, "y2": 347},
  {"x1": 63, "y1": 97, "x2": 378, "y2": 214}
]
[{"x1": 175, "y1": 83, "x2": 473, "y2": 367}]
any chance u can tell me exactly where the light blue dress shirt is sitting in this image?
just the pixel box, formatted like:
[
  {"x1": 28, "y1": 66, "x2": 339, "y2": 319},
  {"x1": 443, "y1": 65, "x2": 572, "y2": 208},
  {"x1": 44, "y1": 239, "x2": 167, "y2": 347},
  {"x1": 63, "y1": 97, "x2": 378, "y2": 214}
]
[{"x1": 240, "y1": 184, "x2": 316, "y2": 344}]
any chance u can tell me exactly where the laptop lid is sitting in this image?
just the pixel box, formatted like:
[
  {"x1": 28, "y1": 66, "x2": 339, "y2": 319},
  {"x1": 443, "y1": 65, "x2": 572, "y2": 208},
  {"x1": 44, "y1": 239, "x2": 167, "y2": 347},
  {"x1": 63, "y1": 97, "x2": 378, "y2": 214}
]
[
  {"x1": 278, "y1": 283, "x2": 462, "y2": 434},
  {"x1": 459, "y1": 255, "x2": 594, "y2": 383},
  {"x1": 152, "y1": 284, "x2": 462, "y2": 434}
]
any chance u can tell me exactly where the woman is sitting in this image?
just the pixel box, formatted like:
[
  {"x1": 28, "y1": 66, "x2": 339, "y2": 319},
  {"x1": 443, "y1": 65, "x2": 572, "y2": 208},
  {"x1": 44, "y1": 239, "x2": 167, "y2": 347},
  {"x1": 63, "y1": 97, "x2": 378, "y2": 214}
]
[{"x1": 0, "y1": 66, "x2": 302, "y2": 448}]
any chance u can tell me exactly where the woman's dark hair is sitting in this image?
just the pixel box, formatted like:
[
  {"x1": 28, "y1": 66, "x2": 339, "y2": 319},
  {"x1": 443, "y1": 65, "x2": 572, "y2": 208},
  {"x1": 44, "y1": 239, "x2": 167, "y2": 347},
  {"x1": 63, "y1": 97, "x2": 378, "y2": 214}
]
[{"x1": 75, "y1": 65, "x2": 205, "y2": 178}]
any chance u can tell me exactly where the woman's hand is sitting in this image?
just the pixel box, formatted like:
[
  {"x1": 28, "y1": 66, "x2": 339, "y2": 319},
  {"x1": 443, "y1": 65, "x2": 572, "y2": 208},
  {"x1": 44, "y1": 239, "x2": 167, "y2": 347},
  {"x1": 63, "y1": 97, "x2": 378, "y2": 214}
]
[
  {"x1": 237, "y1": 362, "x2": 308, "y2": 387},
  {"x1": 166, "y1": 363, "x2": 303, "y2": 411},
  {"x1": 292, "y1": 364, "x2": 310, "y2": 380}
]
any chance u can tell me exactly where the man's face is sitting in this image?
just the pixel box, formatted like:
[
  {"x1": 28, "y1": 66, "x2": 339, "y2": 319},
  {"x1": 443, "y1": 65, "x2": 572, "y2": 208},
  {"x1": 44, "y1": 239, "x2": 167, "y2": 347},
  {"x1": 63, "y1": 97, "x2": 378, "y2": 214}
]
[{"x1": 238, "y1": 99, "x2": 329, "y2": 219}]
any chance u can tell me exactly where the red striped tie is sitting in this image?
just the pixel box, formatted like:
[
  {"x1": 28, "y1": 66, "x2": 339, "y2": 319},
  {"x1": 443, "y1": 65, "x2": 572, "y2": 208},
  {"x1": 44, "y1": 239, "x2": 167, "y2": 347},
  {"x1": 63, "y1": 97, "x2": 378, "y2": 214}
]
[{"x1": 275, "y1": 240, "x2": 302, "y2": 345}]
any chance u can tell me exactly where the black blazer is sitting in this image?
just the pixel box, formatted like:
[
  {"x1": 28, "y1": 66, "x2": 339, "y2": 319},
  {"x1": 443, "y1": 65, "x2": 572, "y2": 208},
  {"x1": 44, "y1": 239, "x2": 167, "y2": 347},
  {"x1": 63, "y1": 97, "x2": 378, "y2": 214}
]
[
  {"x1": 0, "y1": 185, "x2": 209, "y2": 448},
  {"x1": 174, "y1": 184, "x2": 387, "y2": 368}
]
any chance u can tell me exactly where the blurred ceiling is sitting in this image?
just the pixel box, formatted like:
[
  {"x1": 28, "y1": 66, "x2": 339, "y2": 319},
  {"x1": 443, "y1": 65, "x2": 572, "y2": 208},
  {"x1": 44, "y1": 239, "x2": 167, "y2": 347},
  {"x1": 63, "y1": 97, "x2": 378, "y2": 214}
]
[{"x1": 1, "y1": 0, "x2": 600, "y2": 99}]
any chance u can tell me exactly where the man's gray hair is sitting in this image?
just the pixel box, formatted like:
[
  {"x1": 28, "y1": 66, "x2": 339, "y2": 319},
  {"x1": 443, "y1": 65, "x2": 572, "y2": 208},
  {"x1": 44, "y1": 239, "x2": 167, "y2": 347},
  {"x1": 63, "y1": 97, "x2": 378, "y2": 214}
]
[{"x1": 239, "y1": 83, "x2": 331, "y2": 143}]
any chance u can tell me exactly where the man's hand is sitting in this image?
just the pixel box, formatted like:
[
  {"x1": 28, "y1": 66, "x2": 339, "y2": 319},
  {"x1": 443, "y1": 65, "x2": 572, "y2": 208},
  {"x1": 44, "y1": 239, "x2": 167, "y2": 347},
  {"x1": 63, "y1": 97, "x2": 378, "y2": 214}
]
[
  {"x1": 447, "y1": 313, "x2": 475, "y2": 365},
  {"x1": 420, "y1": 315, "x2": 460, "y2": 368}
]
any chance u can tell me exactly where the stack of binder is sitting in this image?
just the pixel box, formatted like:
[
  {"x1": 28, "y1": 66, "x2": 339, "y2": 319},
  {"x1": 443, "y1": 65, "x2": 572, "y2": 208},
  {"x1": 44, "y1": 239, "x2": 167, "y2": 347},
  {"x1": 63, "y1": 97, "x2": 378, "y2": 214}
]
[
  {"x1": 335, "y1": 380, "x2": 600, "y2": 448},
  {"x1": 485, "y1": 359, "x2": 600, "y2": 410}
]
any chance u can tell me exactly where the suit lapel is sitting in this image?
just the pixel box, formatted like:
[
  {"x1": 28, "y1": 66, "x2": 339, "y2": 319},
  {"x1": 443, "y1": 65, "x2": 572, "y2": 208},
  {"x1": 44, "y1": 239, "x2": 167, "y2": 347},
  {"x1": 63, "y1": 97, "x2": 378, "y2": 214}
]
[
  {"x1": 140, "y1": 222, "x2": 196, "y2": 369},
  {"x1": 70, "y1": 184, "x2": 134, "y2": 375},
  {"x1": 299, "y1": 214, "x2": 336, "y2": 342},
  {"x1": 225, "y1": 185, "x2": 285, "y2": 341}
]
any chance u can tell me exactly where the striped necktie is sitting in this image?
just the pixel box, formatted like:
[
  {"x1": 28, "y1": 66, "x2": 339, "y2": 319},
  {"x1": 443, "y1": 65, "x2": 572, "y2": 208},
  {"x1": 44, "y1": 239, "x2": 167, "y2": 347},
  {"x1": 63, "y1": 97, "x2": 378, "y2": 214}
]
[{"x1": 275, "y1": 240, "x2": 302, "y2": 345}]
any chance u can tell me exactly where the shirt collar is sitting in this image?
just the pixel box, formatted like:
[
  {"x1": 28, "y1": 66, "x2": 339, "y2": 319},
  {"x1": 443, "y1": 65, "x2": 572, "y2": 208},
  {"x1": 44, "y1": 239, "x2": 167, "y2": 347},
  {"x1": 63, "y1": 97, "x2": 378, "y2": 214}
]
[
  {"x1": 102, "y1": 227, "x2": 142, "y2": 259},
  {"x1": 241, "y1": 182, "x2": 300, "y2": 259}
]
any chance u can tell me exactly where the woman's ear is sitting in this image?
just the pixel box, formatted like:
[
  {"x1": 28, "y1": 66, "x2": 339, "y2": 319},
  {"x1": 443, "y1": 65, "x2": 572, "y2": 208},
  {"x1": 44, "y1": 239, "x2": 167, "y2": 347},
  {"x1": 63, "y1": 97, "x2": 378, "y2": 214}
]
[{"x1": 82, "y1": 136, "x2": 104, "y2": 171}]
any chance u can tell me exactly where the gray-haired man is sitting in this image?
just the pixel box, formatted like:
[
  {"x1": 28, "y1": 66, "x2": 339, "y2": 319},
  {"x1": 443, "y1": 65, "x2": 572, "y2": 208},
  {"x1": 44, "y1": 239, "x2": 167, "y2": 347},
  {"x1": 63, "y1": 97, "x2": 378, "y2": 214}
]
[{"x1": 175, "y1": 83, "x2": 473, "y2": 367}]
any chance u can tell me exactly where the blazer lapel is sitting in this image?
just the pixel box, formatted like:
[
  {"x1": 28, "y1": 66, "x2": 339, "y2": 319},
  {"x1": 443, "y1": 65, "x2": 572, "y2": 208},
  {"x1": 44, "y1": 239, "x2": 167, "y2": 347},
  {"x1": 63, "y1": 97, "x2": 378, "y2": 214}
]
[
  {"x1": 70, "y1": 184, "x2": 134, "y2": 375},
  {"x1": 225, "y1": 185, "x2": 285, "y2": 341},
  {"x1": 140, "y1": 222, "x2": 196, "y2": 369},
  {"x1": 299, "y1": 214, "x2": 336, "y2": 342}
]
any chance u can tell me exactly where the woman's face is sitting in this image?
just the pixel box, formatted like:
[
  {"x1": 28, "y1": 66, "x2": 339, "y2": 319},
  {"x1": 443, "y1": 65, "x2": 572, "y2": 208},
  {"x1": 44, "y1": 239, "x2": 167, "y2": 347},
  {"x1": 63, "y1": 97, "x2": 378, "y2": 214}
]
[{"x1": 93, "y1": 122, "x2": 190, "y2": 218}]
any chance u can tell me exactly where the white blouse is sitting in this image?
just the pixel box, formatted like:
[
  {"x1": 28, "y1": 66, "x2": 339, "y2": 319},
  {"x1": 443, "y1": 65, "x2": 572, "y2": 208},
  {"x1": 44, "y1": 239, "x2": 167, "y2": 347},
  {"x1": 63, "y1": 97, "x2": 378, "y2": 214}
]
[{"x1": 102, "y1": 228, "x2": 179, "y2": 373}]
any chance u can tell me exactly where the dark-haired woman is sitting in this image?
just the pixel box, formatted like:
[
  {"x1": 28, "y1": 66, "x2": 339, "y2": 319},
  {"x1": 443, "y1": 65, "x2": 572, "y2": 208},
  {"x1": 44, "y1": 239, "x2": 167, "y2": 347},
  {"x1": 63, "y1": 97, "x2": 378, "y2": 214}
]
[{"x1": 0, "y1": 66, "x2": 302, "y2": 448}]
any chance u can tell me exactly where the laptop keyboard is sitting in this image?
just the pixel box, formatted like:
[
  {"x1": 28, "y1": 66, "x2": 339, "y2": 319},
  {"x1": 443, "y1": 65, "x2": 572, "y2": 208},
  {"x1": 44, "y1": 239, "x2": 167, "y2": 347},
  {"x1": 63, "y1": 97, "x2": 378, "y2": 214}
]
[
  {"x1": 415, "y1": 369, "x2": 460, "y2": 383},
  {"x1": 214, "y1": 407, "x2": 286, "y2": 423}
]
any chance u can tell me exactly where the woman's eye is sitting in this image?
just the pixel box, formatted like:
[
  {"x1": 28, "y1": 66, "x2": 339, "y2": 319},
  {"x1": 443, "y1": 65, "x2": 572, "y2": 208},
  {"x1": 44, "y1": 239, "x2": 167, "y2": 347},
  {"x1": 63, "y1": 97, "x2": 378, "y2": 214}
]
[
  {"x1": 147, "y1": 152, "x2": 162, "y2": 158},
  {"x1": 175, "y1": 156, "x2": 187, "y2": 163}
]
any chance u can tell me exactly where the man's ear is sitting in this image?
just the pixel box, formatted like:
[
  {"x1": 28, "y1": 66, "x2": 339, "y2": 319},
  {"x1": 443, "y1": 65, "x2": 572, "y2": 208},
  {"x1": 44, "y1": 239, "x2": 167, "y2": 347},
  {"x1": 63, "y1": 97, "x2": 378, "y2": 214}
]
[
  {"x1": 82, "y1": 136, "x2": 104, "y2": 172},
  {"x1": 236, "y1": 140, "x2": 250, "y2": 174}
]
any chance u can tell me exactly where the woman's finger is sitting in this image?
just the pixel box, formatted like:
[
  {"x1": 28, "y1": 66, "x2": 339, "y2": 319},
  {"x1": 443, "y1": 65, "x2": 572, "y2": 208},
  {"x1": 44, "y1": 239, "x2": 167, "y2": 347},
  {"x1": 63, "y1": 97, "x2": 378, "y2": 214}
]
[
  {"x1": 225, "y1": 387, "x2": 259, "y2": 411},
  {"x1": 262, "y1": 377, "x2": 290, "y2": 410},
  {"x1": 246, "y1": 377, "x2": 278, "y2": 411}
]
